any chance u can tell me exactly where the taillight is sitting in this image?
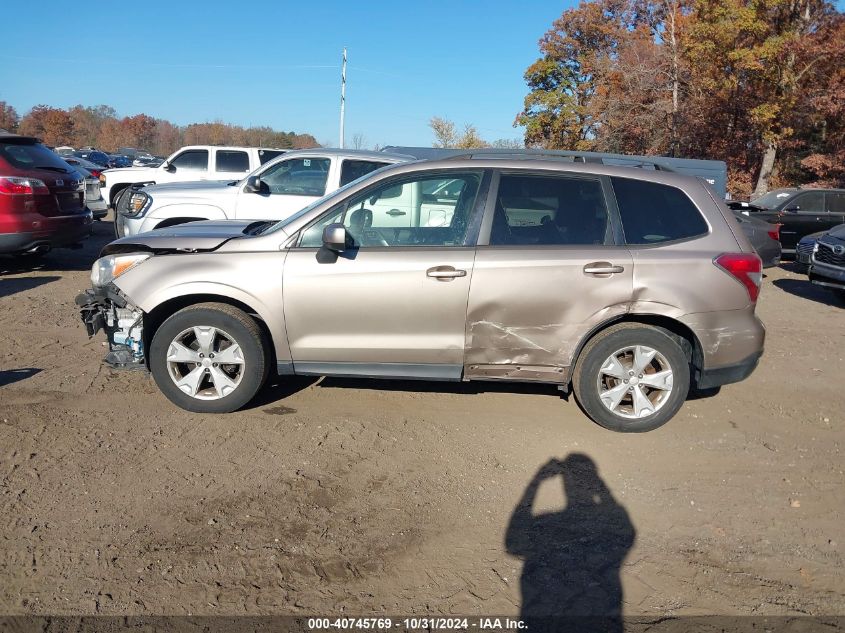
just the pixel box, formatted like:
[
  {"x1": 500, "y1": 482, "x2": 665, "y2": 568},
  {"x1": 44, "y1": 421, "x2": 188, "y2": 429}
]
[
  {"x1": 767, "y1": 223, "x2": 781, "y2": 242},
  {"x1": 715, "y1": 253, "x2": 763, "y2": 302},
  {"x1": 0, "y1": 176, "x2": 50, "y2": 195},
  {"x1": 89, "y1": 169, "x2": 102, "y2": 178}
]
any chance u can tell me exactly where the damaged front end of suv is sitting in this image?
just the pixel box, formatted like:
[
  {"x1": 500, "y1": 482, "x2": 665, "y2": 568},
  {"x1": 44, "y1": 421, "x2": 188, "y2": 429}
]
[
  {"x1": 76, "y1": 251, "x2": 151, "y2": 370},
  {"x1": 75, "y1": 219, "x2": 271, "y2": 374}
]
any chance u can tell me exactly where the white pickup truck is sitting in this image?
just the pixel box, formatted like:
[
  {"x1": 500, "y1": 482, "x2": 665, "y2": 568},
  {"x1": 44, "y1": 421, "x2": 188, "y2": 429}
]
[
  {"x1": 115, "y1": 148, "x2": 413, "y2": 237},
  {"x1": 100, "y1": 145, "x2": 286, "y2": 208}
]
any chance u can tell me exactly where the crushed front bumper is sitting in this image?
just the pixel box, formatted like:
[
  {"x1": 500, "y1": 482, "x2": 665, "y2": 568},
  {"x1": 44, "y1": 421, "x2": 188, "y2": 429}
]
[
  {"x1": 75, "y1": 286, "x2": 147, "y2": 370},
  {"x1": 809, "y1": 262, "x2": 845, "y2": 291}
]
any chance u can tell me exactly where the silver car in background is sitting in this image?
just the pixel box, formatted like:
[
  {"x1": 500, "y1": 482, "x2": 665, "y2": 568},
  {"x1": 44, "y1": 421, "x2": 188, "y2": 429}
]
[{"x1": 77, "y1": 155, "x2": 765, "y2": 432}]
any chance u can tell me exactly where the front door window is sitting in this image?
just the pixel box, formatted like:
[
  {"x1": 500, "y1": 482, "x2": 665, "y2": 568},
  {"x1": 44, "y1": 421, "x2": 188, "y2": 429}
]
[{"x1": 298, "y1": 172, "x2": 483, "y2": 248}]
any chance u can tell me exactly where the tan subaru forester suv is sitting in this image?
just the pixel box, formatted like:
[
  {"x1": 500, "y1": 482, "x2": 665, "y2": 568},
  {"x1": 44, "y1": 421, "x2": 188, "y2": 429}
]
[{"x1": 77, "y1": 156, "x2": 765, "y2": 432}]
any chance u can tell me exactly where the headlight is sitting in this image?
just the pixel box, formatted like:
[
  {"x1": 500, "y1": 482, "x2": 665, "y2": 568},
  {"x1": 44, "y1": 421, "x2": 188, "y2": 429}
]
[
  {"x1": 98, "y1": 173, "x2": 106, "y2": 185},
  {"x1": 90, "y1": 253, "x2": 152, "y2": 287},
  {"x1": 122, "y1": 191, "x2": 151, "y2": 218}
]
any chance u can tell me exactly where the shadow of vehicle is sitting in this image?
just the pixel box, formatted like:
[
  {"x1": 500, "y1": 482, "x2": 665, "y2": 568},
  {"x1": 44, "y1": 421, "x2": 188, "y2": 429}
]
[
  {"x1": 505, "y1": 454, "x2": 635, "y2": 633},
  {"x1": 0, "y1": 219, "x2": 116, "y2": 275},
  {"x1": 247, "y1": 374, "x2": 565, "y2": 410},
  {"x1": 0, "y1": 276, "x2": 60, "y2": 298},
  {"x1": 0, "y1": 368, "x2": 42, "y2": 387},
  {"x1": 779, "y1": 261, "x2": 806, "y2": 274},
  {"x1": 772, "y1": 278, "x2": 845, "y2": 307}
]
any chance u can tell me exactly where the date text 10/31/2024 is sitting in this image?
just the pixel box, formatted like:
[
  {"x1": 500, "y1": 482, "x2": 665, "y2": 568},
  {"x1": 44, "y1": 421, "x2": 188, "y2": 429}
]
[{"x1": 306, "y1": 617, "x2": 527, "y2": 630}]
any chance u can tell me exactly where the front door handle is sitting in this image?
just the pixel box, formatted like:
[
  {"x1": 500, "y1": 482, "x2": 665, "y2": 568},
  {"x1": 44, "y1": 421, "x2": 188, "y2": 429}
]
[
  {"x1": 427, "y1": 265, "x2": 467, "y2": 280},
  {"x1": 386, "y1": 209, "x2": 406, "y2": 217},
  {"x1": 583, "y1": 262, "x2": 625, "y2": 275}
]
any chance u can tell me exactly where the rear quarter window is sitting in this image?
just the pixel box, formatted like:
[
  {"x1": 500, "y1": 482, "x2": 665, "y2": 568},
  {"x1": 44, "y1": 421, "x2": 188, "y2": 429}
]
[{"x1": 611, "y1": 177, "x2": 708, "y2": 245}]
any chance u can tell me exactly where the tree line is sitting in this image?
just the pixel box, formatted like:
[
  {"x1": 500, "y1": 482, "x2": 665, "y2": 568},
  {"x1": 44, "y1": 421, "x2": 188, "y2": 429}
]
[
  {"x1": 514, "y1": 0, "x2": 844, "y2": 197},
  {"x1": 0, "y1": 103, "x2": 319, "y2": 156}
]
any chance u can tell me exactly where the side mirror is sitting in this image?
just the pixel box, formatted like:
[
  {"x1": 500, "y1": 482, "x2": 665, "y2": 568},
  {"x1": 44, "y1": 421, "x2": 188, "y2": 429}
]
[
  {"x1": 244, "y1": 176, "x2": 266, "y2": 194},
  {"x1": 163, "y1": 161, "x2": 175, "y2": 172},
  {"x1": 322, "y1": 223, "x2": 348, "y2": 251}
]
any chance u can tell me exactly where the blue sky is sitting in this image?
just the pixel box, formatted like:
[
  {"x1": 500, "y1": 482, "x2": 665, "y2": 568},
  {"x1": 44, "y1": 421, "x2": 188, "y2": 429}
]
[{"x1": 0, "y1": 1, "x2": 570, "y2": 148}]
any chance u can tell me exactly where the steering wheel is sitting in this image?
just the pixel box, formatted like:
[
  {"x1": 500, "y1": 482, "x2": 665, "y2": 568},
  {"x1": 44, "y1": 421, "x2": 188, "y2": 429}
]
[{"x1": 349, "y1": 208, "x2": 389, "y2": 247}]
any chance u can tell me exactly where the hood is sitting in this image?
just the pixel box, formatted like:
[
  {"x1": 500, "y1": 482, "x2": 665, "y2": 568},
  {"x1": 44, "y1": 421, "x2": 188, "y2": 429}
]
[
  {"x1": 104, "y1": 166, "x2": 158, "y2": 178},
  {"x1": 825, "y1": 223, "x2": 845, "y2": 241},
  {"x1": 101, "y1": 220, "x2": 259, "y2": 254},
  {"x1": 143, "y1": 179, "x2": 240, "y2": 199}
]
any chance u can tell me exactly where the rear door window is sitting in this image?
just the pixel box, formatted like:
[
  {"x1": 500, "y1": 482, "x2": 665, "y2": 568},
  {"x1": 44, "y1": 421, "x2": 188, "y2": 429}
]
[
  {"x1": 170, "y1": 149, "x2": 209, "y2": 171},
  {"x1": 215, "y1": 150, "x2": 250, "y2": 173},
  {"x1": 489, "y1": 174, "x2": 610, "y2": 246},
  {"x1": 340, "y1": 160, "x2": 390, "y2": 186},
  {"x1": 611, "y1": 177, "x2": 708, "y2": 244},
  {"x1": 789, "y1": 191, "x2": 825, "y2": 214}
]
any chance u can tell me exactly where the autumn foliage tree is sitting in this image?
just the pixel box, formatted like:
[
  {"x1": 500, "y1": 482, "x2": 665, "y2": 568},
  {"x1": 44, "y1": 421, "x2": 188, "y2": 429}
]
[
  {"x1": 18, "y1": 105, "x2": 75, "y2": 146},
  {"x1": 0, "y1": 101, "x2": 19, "y2": 132},
  {"x1": 429, "y1": 116, "x2": 492, "y2": 148},
  {"x1": 518, "y1": 0, "x2": 845, "y2": 197},
  {"x1": 10, "y1": 102, "x2": 319, "y2": 156}
]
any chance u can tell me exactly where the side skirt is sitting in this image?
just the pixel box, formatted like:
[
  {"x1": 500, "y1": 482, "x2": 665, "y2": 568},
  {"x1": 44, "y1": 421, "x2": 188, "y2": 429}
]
[
  {"x1": 281, "y1": 361, "x2": 462, "y2": 381},
  {"x1": 463, "y1": 363, "x2": 569, "y2": 384}
]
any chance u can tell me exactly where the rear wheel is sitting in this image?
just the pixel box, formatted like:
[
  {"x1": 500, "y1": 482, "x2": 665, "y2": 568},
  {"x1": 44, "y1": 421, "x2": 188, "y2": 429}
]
[
  {"x1": 573, "y1": 323, "x2": 690, "y2": 432},
  {"x1": 150, "y1": 303, "x2": 269, "y2": 413}
]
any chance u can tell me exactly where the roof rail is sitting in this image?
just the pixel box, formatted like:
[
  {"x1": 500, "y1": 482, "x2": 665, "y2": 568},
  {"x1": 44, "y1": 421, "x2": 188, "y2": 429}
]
[{"x1": 442, "y1": 149, "x2": 677, "y2": 172}]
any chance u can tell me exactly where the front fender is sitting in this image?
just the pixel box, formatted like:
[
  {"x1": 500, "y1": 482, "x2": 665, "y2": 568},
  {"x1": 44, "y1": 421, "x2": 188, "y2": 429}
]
[{"x1": 114, "y1": 251, "x2": 292, "y2": 364}]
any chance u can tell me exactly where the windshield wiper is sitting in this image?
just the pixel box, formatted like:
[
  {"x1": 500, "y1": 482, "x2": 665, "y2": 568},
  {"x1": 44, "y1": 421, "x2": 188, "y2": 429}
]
[
  {"x1": 243, "y1": 220, "x2": 274, "y2": 235},
  {"x1": 36, "y1": 165, "x2": 69, "y2": 173}
]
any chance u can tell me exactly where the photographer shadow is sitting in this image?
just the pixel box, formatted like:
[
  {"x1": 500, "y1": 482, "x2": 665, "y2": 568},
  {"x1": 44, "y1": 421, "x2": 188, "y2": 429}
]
[{"x1": 505, "y1": 454, "x2": 635, "y2": 632}]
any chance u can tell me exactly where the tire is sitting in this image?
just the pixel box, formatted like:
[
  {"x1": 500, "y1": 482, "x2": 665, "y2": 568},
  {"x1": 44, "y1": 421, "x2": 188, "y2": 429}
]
[
  {"x1": 149, "y1": 303, "x2": 269, "y2": 413},
  {"x1": 572, "y1": 323, "x2": 690, "y2": 432}
]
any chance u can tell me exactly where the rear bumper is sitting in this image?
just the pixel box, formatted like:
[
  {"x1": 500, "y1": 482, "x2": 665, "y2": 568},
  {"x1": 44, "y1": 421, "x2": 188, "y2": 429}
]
[
  {"x1": 696, "y1": 351, "x2": 762, "y2": 389},
  {"x1": 758, "y1": 240, "x2": 782, "y2": 268},
  {"x1": 680, "y1": 308, "x2": 766, "y2": 372},
  {"x1": 87, "y1": 199, "x2": 108, "y2": 219},
  {"x1": 809, "y1": 262, "x2": 845, "y2": 290},
  {"x1": 0, "y1": 217, "x2": 92, "y2": 254}
]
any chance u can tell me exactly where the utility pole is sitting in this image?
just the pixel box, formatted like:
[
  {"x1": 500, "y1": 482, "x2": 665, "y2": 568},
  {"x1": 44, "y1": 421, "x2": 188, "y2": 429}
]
[{"x1": 339, "y1": 48, "x2": 347, "y2": 149}]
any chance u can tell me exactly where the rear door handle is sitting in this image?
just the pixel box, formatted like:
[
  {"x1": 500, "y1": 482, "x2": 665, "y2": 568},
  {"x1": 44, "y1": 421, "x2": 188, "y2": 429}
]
[
  {"x1": 583, "y1": 262, "x2": 625, "y2": 275},
  {"x1": 427, "y1": 265, "x2": 467, "y2": 280}
]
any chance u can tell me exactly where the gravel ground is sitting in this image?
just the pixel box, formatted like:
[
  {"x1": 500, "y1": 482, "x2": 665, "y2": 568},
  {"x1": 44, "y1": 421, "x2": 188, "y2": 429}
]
[{"x1": 1, "y1": 217, "x2": 843, "y2": 617}]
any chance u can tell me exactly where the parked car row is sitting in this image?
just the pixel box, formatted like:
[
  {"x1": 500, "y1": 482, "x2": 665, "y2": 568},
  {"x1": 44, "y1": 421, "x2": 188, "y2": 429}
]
[
  {"x1": 101, "y1": 145, "x2": 289, "y2": 212},
  {"x1": 728, "y1": 188, "x2": 845, "y2": 253},
  {"x1": 113, "y1": 148, "x2": 409, "y2": 237},
  {"x1": 53, "y1": 146, "x2": 157, "y2": 169}
]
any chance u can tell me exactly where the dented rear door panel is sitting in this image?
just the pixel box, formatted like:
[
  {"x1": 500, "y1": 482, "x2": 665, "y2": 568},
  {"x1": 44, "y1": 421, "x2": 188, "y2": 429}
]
[{"x1": 464, "y1": 246, "x2": 634, "y2": 380}]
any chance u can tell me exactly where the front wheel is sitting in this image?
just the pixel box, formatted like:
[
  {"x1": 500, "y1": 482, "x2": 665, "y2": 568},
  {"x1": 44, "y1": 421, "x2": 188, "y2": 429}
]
[
  {"x1": 150, "y1": 303, "x2": 269, "y2": 413},
  {"x1": 572, "y1": 323, "x2": 690, "y2": 432}
]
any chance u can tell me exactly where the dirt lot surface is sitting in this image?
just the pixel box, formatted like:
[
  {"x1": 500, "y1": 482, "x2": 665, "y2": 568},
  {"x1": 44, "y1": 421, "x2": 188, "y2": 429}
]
[{"x1": 1, "y1": 217, "x2": 843, "y2": 618}]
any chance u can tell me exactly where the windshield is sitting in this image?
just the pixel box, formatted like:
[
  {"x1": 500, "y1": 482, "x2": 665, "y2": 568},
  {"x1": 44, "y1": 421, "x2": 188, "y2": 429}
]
[{"x1": 752, "y1": 190, "x2": 795, "y2": 209}]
